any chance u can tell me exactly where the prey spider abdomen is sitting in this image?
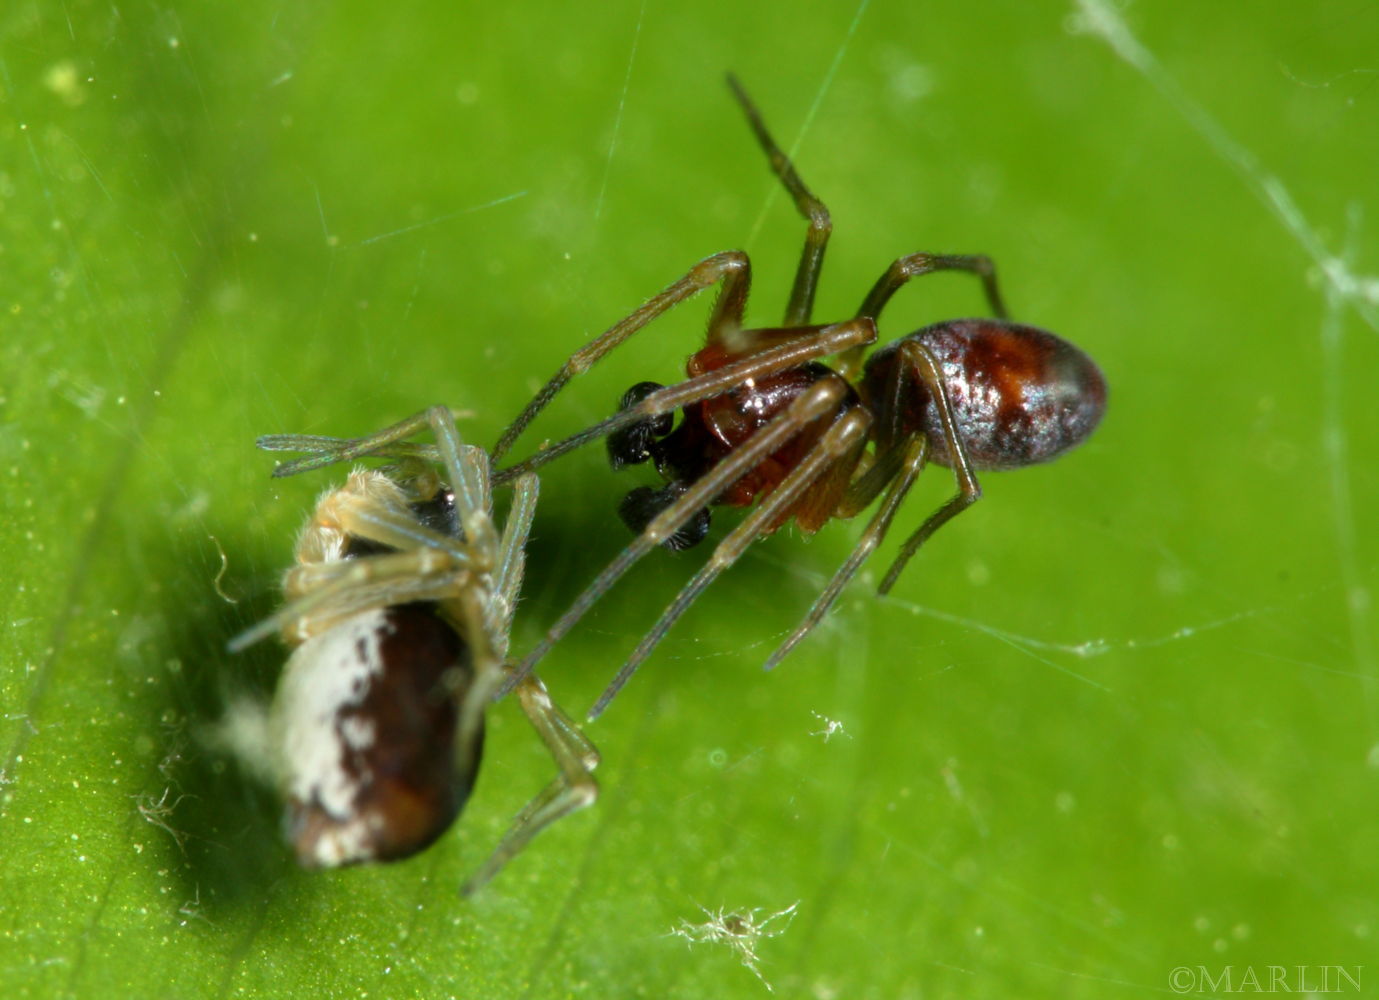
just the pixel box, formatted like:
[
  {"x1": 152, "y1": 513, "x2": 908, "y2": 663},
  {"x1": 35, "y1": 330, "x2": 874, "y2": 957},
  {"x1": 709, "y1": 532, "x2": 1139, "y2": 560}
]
[{"x1": 273, "y1": 593, "x2": 477, "y2": 866}]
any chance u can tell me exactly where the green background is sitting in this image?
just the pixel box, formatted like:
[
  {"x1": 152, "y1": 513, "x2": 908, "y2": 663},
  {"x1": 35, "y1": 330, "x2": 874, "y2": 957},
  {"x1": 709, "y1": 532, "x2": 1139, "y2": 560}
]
[{"x1": 3, "y1": 0, "x2": 1376, "y2": 997}]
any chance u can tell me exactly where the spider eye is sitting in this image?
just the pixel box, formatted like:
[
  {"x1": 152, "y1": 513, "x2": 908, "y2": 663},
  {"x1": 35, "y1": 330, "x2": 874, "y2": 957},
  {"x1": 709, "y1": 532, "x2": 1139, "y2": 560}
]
[
  {"x1": 607, "y1": 382, "x2": 673, "y2": 470},
  {"x1": 618, "y1": 483, "x2": 711, "y2": 551}
]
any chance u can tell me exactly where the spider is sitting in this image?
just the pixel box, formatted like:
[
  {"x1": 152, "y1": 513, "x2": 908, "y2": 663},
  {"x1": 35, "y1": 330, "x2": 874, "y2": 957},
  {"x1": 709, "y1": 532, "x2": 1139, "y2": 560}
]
[
  {"x1": 482, "y1": 74, "x2": 1108, "y2": 718},
  {"x1": 227, "y1": 405, "x2": 598, "y2": 893}
]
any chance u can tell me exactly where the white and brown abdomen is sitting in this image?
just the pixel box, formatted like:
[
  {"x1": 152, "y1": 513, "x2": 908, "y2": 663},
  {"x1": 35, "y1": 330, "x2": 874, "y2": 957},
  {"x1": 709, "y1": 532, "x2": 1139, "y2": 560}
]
[{"x1": 270, "y1": 602, "x2": 480, "y2": 867}]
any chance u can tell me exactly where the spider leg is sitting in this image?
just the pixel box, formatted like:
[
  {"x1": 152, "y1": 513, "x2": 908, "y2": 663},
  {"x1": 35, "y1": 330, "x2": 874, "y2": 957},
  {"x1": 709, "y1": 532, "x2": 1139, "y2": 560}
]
[
  {"x1": 460, "y1": 675, "x2": 599, "y2": 894},
  {"x1": 836, "y1": 254, "x2": 1008, "y2": 377},
  {"x1": 257, "y1": 433, "x2": 366, "y2": 453},
  {"x1": 258, "y1": 405, "x2": 485, "y2": 515},
  {"x1": 419, "y1": 415, "x2": 514, "y2": 718},
  {"x1": 589, "y1": 406, "x2": 871, "y2": 719},
  {"x1": 494, "y1": 75, "x2": 848, "y2": 468},
  {"x1": 771, "y1": 328, "x2": 987, "y2": 665},
  {"x1": 501, "y1": 377, "x2": 852, "y2": 696},
  {"x1": 426, "y1": 407, "x2": 495, "y2": 558},
  {"x1": 228, "y1": 548, "x2": 476, "y2": 652},
  {"x1": 260, "y1": 436, "x2": 442, "y2": 469},
  {"x1": 876, "y1": 340, "x2": 982, "y2": 594},
  {"x1": 492, "y1": 317, "x2": 876, "y2": 485},
  {"x1": 398, "y1": 436, "x2": 504, "y2": 789},
  {"x1": 260, "y1": 405, "x2": 499, "y2": 561},
  {"x1": 258, "y1": 407, "x2": 448, "y2": 478},
  {"x1": 726, "y1": 73, "x2": 831, "y2": 327},
  {"x1": 312, "y1": 482, "x2": 479, "y2": 565},
  {"x1": 763, "y1": 435, "x2": 927, "y2": 670},
  {"x1": 838, "y1": 436, "x2": 919, "y2": 515},
  {"x1": 243, "y1": 405, "x2": 592, "y2": 887},
  {"x1": 448, "y1": 576, "x2": 498, "y2": 785},
  {"x1": 456, "y1": 465, "x2": 597, "y2": 893},
  {"x1": 232, "y1": 440, "x2": 495, "y2": 654},
  {"x1": 491, "y1": 250, "x2": 752, "y2": 464},
  {"x1": 487, "y1": 472, "x2": 538, "y2": 661}
]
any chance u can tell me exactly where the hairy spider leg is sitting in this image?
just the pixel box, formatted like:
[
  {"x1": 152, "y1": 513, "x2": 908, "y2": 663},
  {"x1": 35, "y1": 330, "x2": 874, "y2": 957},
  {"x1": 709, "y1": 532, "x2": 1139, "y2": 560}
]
[
  {"x1": 259, "y1": 408, "x2": 458, "y2": 478},
  {"x1": 259, "y1": 435, "x2": 440, "y2": 474},
  {"x1": 259, "y1": 405, "x2": 496, "y2": 558},
  {"x1": 236, "y1": 406, "x2": 495, "y2": 651},
  {"x1": 461, "y1": 674, "x2": 599, "y2": 894},
  {"x1": 228, "y1": 532, "x2": 482, "y2": 653},
  {"x1": 462, "y1": 470, "x2": 600, "y2": 894},
  {"x1": 487, "y1": 465, "x2": 537, "y2": 659}
]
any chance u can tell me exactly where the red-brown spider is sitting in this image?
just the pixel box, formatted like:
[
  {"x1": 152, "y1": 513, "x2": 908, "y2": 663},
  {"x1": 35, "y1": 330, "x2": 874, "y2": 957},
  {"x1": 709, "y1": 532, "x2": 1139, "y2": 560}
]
[
  {"x1": 279, "y1": 77, "x2": 1107, "y2": 721},
  {"x1": 489, "y1": 75, "x2": 1107, "y2": 718}
]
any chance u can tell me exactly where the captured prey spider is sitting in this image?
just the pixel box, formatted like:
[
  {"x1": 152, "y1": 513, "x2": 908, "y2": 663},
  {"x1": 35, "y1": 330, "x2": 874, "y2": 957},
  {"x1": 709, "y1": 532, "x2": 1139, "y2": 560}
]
[
  {"x1": 482, "y1": 75, "x2": 1108, "y2": 718},
  {"x1": 228, "y1": 405, "x2": 598, "y2": 893}
]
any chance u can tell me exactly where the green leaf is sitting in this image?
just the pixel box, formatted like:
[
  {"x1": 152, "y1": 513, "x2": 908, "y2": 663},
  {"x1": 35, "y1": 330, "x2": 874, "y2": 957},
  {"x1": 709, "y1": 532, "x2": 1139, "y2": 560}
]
[{"x1": 4, "y1": 1, "x2": 1375, "y2": 997}]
